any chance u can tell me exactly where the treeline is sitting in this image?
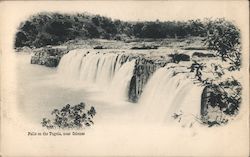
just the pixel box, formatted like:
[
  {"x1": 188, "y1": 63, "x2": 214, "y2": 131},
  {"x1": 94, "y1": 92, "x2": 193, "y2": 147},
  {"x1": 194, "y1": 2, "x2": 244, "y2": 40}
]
[{"x1": 15, "y1": 12, "x2": 236, "y2": 48}]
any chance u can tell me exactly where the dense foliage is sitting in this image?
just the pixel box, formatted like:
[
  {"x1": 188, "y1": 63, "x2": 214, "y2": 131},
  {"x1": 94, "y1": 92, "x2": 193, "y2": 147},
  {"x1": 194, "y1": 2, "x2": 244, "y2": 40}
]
[
  {"x1": 189, "y1": 19, "x2": 242, "y2": 126},
  {"x1": 15, "y1": 12, "x2": 212, "y2": 48},
  {"x1": 205, "y1": 19, "x2": 241, "y2": 70},
  {"x1": 41, "y1": 102, "x2": 96, "y2": 129}
]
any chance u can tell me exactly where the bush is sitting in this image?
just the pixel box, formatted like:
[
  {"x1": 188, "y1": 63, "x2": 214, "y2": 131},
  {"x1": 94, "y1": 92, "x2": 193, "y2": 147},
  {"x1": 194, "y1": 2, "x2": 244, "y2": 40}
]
[
  {"x1": 41, "y1": 102, "x2": 96, "y2": 129},
  {"x1": 190, "y1": 60, "x2": 242, "y2": 127}
]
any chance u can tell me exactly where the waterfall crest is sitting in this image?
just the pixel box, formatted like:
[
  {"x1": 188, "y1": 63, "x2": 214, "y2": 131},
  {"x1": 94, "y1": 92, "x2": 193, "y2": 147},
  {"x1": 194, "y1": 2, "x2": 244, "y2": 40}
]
[{"x1": 57, "y1": 49, "x2": 134, "y2": 101}]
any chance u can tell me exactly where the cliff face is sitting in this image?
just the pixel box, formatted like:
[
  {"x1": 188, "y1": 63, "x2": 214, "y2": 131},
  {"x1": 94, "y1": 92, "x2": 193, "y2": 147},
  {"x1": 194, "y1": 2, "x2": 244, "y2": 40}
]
[
  {"x1": 200, "y1": 84, "x2": 236, "y2": 126},
  {"x1": 200, "y1": 86, "x2": 226, "y2": 126},
  {"x1": 31, "y1": 47, "x2": 68, "y2": 67},
  {"x1": 128, "y1": 57, "x2": 169, "y2": 102}
]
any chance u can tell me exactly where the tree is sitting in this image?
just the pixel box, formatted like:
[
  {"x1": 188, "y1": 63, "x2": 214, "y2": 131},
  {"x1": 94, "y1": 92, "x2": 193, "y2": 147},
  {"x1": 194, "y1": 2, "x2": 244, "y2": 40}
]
[
  {"x1": 141, "y1": 22, "x2": 164, "y2": 38},
  {"x1": 132, "y1": 22, "x2": 144, "y2": 37},
  {"x1": 205, "y1": 18, "x2": 241, "y2": 71},
  {"x1": 15, "y1": 31, "x2": 28, "y2": 47}
]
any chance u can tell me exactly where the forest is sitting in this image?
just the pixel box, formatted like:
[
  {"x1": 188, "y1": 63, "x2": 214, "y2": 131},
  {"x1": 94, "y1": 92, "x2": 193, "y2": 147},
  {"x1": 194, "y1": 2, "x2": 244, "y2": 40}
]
[{"x1": 14, "y1": 12, "x2": 236, "y2": 48}]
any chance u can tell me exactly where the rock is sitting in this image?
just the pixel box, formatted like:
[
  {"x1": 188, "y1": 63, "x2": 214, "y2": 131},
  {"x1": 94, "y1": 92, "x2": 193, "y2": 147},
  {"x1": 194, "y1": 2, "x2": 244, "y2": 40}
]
[
  {"x1": 168, "y1": 53, "x2": 190, "y2": 63},
  {"x1": 130, "y1": 45, "x2": 159, "y2": 50},
  {"x1": 45, "y1": 57, "x2": 60, "y2": 67},
  {"x1": 201, "y1": 86, "x2": 212, "y2": 117},
  {"x1": 128, "y1": 56, "x2": 168, "y2": 102},
  {"x1": 118, "y1": 51, "x2": 190, "y2": 102},
  {"x1": 200, "y1": 85, "x2": 230, "y2": 125},
  {"x1": 192, "y1": 52, "x2": 216, "y2": 58},
  {"x1": 93, "y1": 45, "x2": 106, "y2": 49},
  {"x1": 15, "y1": 46, "x2": 33, "y2": 53},
  {"x1": 31, "y1": 47, "x2": 68, "y2": 67}
]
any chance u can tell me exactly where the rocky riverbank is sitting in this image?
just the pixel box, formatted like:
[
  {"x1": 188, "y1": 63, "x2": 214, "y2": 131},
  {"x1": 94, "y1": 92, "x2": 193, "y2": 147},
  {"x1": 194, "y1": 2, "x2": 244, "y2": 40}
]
[{"x1": 30, "y1": 46, "x2": 68, "y2": 67}]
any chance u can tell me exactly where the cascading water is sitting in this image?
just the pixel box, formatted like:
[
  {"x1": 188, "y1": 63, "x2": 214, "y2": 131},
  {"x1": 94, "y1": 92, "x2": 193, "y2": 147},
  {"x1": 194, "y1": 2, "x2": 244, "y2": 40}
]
[
  {"x1": 138, "y1": 66, "x2": 204, "y2": 124},
  {"x1": 57, "y1": 49, "x2": 135, "y2": 101},
  {"x1": 58, "y1": 49, "x2": 204, "y2": 124},
  {"x1": 108, "y1": 60, "x2": 136, "y2": 101},
  {"x1": 57, "y1": 49, "x2": 89, "y2": 80}
]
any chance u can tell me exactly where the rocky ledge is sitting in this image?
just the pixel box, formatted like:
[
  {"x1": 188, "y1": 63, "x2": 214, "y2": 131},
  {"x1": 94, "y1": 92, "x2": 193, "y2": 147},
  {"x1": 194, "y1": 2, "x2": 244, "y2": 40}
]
[
  {"x1": 128, "y1": 57, "x2": 169, "y2": 102},
  {"x1": 31, "y1": 46, "x2": 68, "y2": 67},
  {"x1": 120, "y1": 53, "x2": 191, "y2": 102}
]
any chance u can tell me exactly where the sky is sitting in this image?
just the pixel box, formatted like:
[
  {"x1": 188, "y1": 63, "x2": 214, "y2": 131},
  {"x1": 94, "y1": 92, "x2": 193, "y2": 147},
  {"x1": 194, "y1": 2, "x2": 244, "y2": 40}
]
[{"x1": 0, "y1": 1, "x2": 248, "y2": 22}]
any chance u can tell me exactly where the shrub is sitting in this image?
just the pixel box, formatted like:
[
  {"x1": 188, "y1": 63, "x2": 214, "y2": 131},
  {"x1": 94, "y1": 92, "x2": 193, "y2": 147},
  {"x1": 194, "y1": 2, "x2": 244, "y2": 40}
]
[
  {"x1": 190, "y1": 60, "x2": 242, "y2": 127},
  {"x1": 41, "y1": 102, "x2": 96, "y2": 129}
]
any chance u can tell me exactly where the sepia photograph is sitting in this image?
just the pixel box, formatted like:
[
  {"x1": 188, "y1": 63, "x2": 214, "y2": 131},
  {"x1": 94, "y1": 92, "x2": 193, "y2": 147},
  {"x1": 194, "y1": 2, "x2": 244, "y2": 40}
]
[{"x1": 0, "y1": 1, "x2": 249, "y2": 156}]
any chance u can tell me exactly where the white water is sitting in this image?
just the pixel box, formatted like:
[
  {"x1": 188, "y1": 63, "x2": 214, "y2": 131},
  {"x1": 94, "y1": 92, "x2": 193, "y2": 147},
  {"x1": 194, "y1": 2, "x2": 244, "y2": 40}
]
[
  {"x1": 57, "y1": 49, "x2": 133, "y2": 101},
  {"x1": 109, "y1": 60, "x2": 135, "y2": 101},
  {"x1": 138, "y1": 67, "x2": 204, "y2": 125},
  {"x1": 58, "y1": 50, "x2": 204, "y2": 123}
]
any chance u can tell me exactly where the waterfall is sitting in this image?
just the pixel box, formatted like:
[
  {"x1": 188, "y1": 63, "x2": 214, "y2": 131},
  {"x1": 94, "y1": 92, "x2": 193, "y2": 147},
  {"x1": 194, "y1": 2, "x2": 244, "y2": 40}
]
[
  {"x1": 109, "y1": 60, "x2": 136, "y2": 101},
  {"x1": 57, "y1": 49, "x2": 134, "y2": 101},
  {"x1": 138, "y1": 67, "x2": 204, "y2": 124},
  {"x1": 58, "y1": 49, "x2": 203, "y2": 123},
  {"x1": 57, "y1": 49, "x2": 88, "y2": 80}
]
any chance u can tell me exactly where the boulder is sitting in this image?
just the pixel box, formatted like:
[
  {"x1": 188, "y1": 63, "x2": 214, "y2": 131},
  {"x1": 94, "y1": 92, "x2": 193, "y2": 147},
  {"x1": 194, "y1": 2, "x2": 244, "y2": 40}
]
[
  {"x1": 168, "y1": 53, "x2": 190, "y2": 63},
  {"x1": 192, "y1": 52, "x2": 216, "y2": 58},
  {"x1": 31, "y1": 47, "x2": 68, "y2": 67}
]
